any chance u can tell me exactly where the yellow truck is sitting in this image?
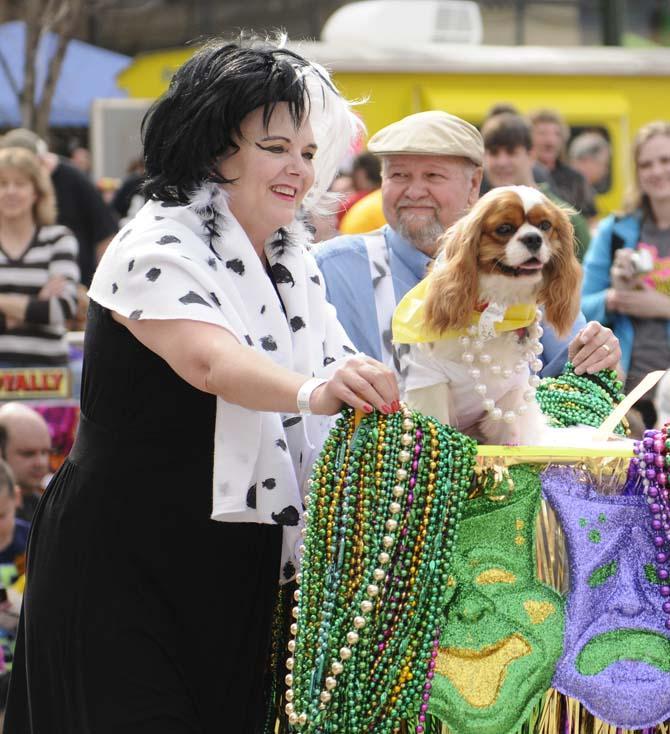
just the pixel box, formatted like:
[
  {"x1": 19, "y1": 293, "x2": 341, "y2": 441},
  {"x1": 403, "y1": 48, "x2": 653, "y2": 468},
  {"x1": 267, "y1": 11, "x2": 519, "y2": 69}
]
[{"x1": 118, "y1": 42, "x2": 670, "y2": 215}]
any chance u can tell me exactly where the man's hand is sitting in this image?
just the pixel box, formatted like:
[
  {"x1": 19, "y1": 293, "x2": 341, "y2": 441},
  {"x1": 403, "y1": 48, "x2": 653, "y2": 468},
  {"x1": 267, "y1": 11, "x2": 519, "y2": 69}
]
[
  {"x1": 607, "y1": 283, "x2": 670, "y2": 320},
  {"x1": 569, "y1": 321, "x2": 622, "y2": 376}
]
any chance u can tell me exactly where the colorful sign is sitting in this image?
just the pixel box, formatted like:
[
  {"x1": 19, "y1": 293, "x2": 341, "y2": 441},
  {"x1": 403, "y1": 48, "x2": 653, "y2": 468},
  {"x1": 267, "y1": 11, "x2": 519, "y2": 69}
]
[{"x1": 0, "y1": 369, "x2": 70, "y2": 400}]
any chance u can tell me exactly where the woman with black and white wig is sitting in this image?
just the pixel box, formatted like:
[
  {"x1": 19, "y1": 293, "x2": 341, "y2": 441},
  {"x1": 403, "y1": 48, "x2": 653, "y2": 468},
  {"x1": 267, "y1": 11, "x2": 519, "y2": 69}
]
[{"x1": 5, "y1": 38, "x2": 399, "y2": 733}]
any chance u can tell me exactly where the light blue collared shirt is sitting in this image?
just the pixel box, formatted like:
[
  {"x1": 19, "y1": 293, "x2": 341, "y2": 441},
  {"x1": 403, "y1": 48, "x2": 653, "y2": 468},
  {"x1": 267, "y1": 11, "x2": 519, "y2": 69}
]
[{"x1": 314, "y1": 225, "x2": 585, "y2": 377}]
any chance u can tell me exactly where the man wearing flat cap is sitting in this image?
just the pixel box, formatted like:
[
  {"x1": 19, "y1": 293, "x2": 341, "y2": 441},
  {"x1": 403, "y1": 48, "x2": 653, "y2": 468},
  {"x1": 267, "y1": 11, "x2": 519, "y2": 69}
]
[{"x1": 315, "y1": 110, "x2": 621, "y2": 379}]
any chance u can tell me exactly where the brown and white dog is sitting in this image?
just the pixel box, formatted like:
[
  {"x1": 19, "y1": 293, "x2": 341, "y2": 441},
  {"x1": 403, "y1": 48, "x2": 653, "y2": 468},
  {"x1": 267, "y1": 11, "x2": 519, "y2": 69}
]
[{"x1": 399, "y1": 185, "x2": 582, "y2": 444}]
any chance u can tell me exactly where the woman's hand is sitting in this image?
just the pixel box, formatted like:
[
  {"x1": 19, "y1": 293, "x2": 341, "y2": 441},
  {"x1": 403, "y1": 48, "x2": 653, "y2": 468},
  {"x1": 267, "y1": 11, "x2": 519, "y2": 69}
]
[
  {"x1": 0, "y1": 294, "x2": 28, "y2": 323},
  {"x1": 38, "y1": 276, "x2": 68, "y2": 299},
  {"x1": 310, "y1": 355, "x2": 400, "y2": 416},
  {"x1": 607, "y1": 284, "x2": 670, "y2": 320},
  {"x1": 569, "y1": 321, "x2": 621, "y2": 375}
]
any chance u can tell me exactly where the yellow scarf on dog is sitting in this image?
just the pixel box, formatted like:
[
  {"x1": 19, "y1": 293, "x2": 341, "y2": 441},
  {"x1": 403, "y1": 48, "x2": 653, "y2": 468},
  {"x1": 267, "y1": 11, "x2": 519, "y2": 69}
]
[{"x1": 392, "y1": 278, "x2": 537, "y2": 344}]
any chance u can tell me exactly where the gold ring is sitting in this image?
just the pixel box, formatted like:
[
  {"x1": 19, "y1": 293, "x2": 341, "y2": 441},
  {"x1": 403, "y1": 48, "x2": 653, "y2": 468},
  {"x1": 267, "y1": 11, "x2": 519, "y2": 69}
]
[{"x1": 601, "y1": 343, "x2": 611, "y2": 354}]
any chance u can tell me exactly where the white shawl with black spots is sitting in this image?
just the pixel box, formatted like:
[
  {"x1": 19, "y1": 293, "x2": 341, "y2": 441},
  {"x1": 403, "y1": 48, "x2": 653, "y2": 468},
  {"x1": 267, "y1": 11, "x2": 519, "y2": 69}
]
[{"x1": 89, "y1": 183, "x2": 356, "y2": 581}]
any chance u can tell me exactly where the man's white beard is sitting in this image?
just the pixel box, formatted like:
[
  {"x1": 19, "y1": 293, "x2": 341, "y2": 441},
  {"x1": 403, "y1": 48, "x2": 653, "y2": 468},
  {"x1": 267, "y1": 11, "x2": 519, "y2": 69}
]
[{"x1": 396, "y1": 214, "x2": 445, "y2": 255}]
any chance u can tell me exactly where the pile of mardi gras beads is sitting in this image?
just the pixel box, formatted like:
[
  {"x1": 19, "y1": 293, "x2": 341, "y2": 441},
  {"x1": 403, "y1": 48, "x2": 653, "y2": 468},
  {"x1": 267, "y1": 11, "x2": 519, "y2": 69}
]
[
  {"x1": 285, "y1": 406, "x2": 477, "y2": 734},
  {"x1": 536, "y1": 362, "x2": 629, "y2": 436},
  {"x1": 626, "y1": 426, "x2": 670, "y2": 629}
]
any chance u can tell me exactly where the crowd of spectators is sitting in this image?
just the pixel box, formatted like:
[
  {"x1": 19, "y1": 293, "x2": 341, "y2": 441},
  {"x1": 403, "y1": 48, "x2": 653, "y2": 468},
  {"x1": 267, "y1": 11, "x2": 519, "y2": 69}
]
[
  {"x1": 1, "y1": 110, "x2": 668, "y2": 424},
  {"x1": 1, "y1": 110, "x2": 668, "y2": 425},
  {"x1": 0, "y1": 402, "x2": 51, "y2": 720},
  {"x1": 315, "y1": 105, "x2": 670, "y2": 433},
  {"x1": 0, "y1": 103, "x2": 670, "y2": 440},
  {"x1": 0, "y1": 91, "x2": 667, "y2": 728}
]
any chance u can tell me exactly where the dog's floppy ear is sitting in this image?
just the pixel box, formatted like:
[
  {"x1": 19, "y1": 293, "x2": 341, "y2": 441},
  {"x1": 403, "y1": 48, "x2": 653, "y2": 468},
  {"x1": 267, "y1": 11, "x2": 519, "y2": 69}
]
[
  {"x1": 537, "y1": 205, "x2": 583, "y2": 337},
  {"x1": 424, "y1": 209, "x2": 483, "y2": 333}
]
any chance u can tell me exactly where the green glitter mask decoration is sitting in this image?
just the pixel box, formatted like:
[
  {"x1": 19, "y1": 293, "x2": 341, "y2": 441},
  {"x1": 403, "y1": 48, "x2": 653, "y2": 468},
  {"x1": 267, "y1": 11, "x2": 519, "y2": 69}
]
[{"x1": 429, "y1": 465, "x2": 565, "y2": 734}]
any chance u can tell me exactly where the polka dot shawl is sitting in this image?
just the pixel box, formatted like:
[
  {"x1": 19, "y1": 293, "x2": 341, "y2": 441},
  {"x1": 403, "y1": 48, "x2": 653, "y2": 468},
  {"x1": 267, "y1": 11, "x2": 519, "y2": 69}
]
[{"x1": 89, "y1": 183, "x2": 356, "y2": 579}]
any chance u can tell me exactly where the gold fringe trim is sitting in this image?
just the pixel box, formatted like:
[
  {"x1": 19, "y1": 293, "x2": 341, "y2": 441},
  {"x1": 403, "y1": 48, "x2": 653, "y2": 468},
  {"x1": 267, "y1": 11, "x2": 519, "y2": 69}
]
[
  {"x1": 535, "y1": 498, "x2": 567, "y2": 593},
  {"x1": 537, "y1": 687, "x2": 563, "y2": 734},
  {"x1": 403, "y1": 692, "x2": 670, "y2": 733}
]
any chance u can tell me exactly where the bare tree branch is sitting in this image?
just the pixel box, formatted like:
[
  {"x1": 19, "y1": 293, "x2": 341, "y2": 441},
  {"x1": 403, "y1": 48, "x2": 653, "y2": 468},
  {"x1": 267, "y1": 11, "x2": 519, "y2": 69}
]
[
  {"x1": 20, "y1": 0, "x2": 42, "y2": 128},
  {"x1": 42, "y1": 0, "x2": 75, "y2": 32},
  {"x1": 12, "y1": 0, "x2": 87, "y2": 134},
  {"x1": 35, "y1": 0, "x2": 84, "y2": 136},
  {"x1": 0, "y1": 49, "x2": 19, "y2": 97},
  {"x1": 34, "y1": 28, "x2": 69, "y2": 136}
]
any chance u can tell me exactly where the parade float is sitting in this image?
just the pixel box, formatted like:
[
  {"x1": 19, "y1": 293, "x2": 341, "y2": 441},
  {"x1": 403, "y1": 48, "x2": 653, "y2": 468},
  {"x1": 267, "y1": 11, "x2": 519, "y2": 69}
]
[{"x1": 268, "y1": 365, "x2": 670, "y2": 734}]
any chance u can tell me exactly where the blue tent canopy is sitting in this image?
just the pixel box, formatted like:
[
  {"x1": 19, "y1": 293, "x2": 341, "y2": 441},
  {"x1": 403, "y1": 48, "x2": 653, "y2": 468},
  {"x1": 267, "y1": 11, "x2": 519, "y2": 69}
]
[{"x1": 0, "y1": 21, "x2": 130, "y2": 127}]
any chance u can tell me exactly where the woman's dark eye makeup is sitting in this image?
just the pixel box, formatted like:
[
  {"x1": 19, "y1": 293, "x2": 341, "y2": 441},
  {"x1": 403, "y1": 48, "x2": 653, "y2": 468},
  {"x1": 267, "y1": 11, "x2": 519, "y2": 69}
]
[
  {"x1": 256, "y1": 143, "x2": 285, "y2": 154},
  {"x1": 256, "y1": 142, "x2": 316, "y2": 160}
]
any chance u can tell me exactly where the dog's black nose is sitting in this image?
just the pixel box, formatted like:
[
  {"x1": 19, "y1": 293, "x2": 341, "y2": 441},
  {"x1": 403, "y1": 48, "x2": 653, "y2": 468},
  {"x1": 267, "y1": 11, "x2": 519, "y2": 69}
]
[{"x1": 520, "y1": 233, "x2": 543, "y2": 252}]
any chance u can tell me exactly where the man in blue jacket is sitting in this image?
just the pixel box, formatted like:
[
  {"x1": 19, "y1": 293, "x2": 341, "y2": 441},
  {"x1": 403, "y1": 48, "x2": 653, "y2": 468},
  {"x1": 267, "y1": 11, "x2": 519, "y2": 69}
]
[{"x1": 315, "y1": 111, "x2": 620, "y2": 379}]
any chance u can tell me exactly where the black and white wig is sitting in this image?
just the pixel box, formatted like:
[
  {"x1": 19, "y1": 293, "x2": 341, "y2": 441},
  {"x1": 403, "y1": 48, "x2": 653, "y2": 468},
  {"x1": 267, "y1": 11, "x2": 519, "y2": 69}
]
[{"x1": 142, "y1": 35, "x2": 362, "y2": 215}]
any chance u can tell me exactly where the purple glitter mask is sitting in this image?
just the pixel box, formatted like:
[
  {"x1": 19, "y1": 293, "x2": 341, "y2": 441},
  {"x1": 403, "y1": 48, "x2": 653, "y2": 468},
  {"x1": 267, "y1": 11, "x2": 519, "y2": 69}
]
[{"x1": 543, "y1": 467, "x2": 670, "y2": 729}]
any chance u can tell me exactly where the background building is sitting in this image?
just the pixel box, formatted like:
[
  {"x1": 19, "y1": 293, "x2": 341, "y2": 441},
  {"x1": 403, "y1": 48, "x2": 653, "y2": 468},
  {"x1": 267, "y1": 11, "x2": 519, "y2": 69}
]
[{"x1": 1, "y1": 0, "x2": 669, "y2": 55}]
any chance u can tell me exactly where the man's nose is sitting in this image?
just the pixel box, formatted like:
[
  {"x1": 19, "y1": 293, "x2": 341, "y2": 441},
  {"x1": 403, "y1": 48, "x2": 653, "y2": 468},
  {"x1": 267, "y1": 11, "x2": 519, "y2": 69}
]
[
  {"x1": 520, "y1": 233, "x2": 542, "y2": 252},
  {"x1": 403, "y1": 179, "x2": 430, "y2": 199}
]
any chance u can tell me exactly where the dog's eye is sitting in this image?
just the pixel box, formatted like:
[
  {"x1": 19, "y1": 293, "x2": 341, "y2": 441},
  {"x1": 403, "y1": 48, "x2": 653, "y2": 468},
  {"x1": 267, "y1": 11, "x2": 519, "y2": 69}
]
[
  {"x1": 538, "y1": 220, "x2": 552, "y2": 231},
  {"x1": 495, "y1": 223, "x2": 514, "y2": 235}
]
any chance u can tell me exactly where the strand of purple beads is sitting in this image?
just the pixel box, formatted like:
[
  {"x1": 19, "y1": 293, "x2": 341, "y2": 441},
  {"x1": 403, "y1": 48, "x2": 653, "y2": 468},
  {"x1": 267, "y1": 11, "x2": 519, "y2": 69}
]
[{"x1": 628, "y1": 427, "x2": 670, "y2": 627}]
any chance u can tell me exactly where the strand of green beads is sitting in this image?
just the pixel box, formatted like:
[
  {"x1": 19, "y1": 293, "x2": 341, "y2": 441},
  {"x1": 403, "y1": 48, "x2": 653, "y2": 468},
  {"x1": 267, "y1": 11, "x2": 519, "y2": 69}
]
[
  {"x1": 393, "y1": 421, "x2": 469, "y2": 730},
  {"x1": 376, "y1": 418, "x2": 438, "y2": 731},
  {"x1": 542, "y1": 393, "x2": 618, "y2": 431},
  {"x1": 336, "y1": 410, "x2": 409, "y2": 732},
  {"x1": 372, "y1": 419, "x2": 476, "y2": 733},
  {"x1": 386, "y1": 422, "x2": 473, "y2": 732},
  {"x1": 337, "y1": 418, "x2": 376, "y2": 731},
  {"x1": 347, "y1": 412, "x2": 402, "y2": 731},
  {"x1": 288, "y1": 409, "x2": 477, "y2": 733},
  {"x1": 558, "y1": 377, "x2": 621, "y2": 412},
  {"x1": 365, "y1": 412, "x2": 425, "y2": 728},
  {"x1": 291, "y1": 414, "x2": 352, "y2": 728},
  {"x1": 348, "y1": 411, "x2": 395, "y2": 727},
  {"x1": 536, "y1": 363, "x2": 627, "y2": 436},
  {"x1": 320, "y1": 415, "x2": 370, "y2": 727},
  {"x1": 354, "y1": 409, "x2": 408, "y2": 732},
  {"x1": 289, "y1": 421, "x2": 338, "y2": 725}
]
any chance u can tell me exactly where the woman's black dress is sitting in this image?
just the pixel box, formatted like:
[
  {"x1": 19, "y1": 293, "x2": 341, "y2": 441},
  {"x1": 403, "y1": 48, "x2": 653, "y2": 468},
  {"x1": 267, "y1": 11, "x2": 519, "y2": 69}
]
[{"x1": 4, "y1": 302, "x2": 282, "y2": 734}]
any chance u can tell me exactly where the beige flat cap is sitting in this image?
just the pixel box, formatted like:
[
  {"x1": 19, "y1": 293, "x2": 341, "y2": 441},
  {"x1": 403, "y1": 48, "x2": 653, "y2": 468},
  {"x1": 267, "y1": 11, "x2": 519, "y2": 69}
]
[{"x1": 368, "y1": 110, "x2": 483, "y2": 165}]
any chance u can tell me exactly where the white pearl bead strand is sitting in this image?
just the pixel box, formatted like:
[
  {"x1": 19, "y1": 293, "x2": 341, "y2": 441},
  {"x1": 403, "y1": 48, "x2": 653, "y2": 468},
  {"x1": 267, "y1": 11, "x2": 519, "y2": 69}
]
[{"x1": 461, "y1": 310, "x2": 543, "y2": 423}]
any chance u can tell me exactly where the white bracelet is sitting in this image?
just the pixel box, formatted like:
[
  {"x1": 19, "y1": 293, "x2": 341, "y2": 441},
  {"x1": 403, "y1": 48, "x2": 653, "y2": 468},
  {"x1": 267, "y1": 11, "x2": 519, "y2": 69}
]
[{"x1": 297, "y1": 377, "x2": 328, "y2": 415}]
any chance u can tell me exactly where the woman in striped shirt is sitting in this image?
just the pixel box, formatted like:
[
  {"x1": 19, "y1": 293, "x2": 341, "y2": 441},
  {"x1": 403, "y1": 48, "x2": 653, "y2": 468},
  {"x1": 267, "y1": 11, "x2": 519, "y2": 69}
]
[{"x1": 0, "y1": 147, "x2": 79, "y2": 366}]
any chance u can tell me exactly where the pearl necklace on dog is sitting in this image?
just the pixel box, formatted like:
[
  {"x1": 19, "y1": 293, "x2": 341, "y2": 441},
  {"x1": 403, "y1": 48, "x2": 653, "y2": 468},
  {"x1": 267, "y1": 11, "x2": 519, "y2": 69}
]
[{"x1": 459, "y1": 306, "x2": 544, "y2": 424}]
